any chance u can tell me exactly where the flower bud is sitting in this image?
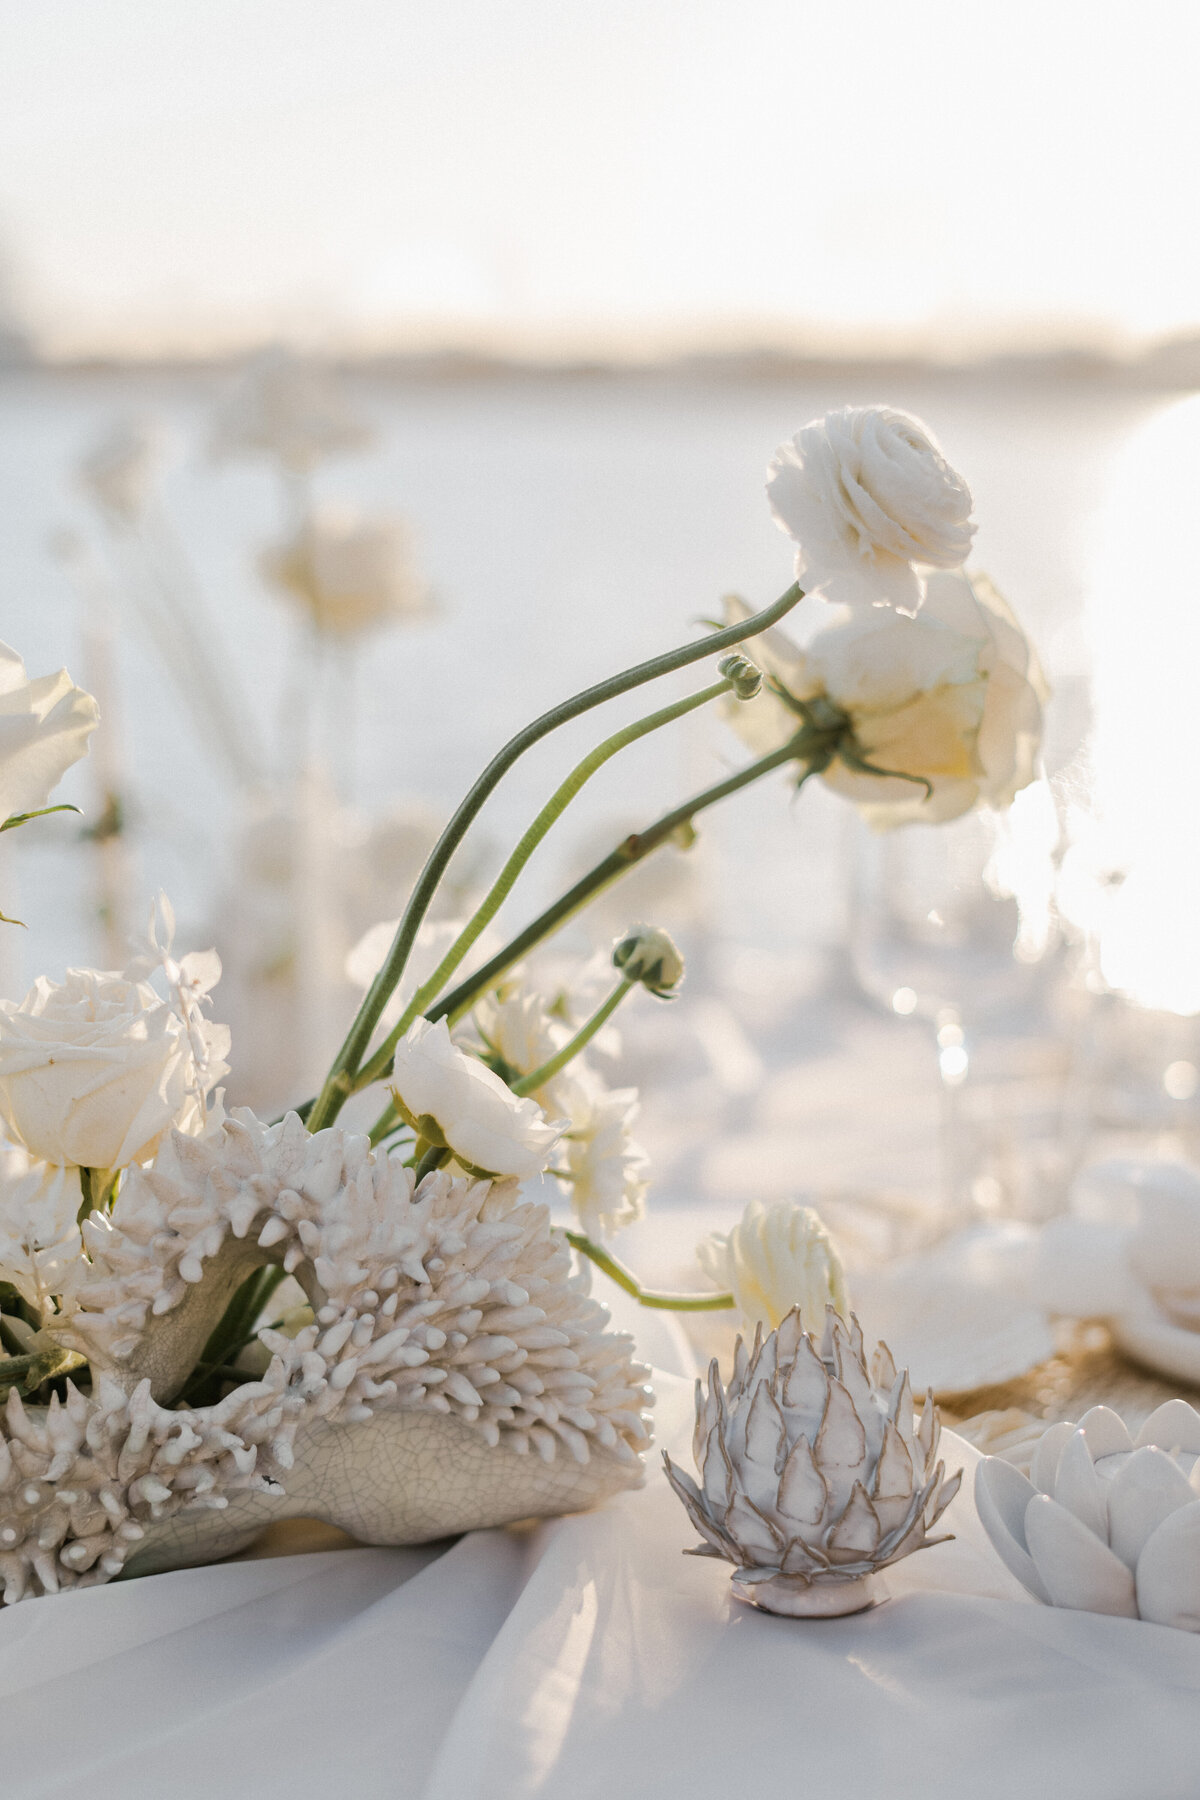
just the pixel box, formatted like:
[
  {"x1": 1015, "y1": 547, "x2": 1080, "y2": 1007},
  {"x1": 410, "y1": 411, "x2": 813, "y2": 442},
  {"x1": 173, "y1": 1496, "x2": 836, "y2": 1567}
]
[
  {"x1": 612, "y1": 925, "x2": 685, "y2": 1000},
  {"x1": 389, "y1": 1016, "x2": 560, "y2": 1181},
  {"x1": 698, "y1": 1199, "x2": 848, "y2": 1331},
  {"x1": 717, "y1": 653, "x2": 763, "y2": 701}
]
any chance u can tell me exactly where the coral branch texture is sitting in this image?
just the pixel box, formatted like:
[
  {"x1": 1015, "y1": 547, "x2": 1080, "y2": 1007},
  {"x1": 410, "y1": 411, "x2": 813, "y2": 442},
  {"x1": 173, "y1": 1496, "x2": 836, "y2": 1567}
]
[{"x1": 1, "y1": 1110, "x2": 651, "y2": 1602}]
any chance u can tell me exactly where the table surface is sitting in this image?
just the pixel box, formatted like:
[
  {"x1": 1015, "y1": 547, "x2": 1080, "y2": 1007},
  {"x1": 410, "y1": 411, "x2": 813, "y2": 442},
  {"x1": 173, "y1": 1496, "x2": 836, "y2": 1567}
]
[{"x1": 3, "y1": 1297, "x2": 1198, "y2": 1800}]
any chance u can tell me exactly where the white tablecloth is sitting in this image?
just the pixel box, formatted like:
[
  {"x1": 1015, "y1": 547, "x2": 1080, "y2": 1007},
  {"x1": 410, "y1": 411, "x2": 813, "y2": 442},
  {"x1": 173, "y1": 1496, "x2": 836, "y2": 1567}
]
[{"x1": 3, "y1": 1350, "x2": 1199, "y2": 1800}]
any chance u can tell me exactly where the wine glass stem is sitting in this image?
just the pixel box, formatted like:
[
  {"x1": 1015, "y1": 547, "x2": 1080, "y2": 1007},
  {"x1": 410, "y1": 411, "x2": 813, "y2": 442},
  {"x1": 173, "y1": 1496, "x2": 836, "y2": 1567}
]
[{"x1": 936, "y1": 1009, "x2": 972, "y2": 1222}]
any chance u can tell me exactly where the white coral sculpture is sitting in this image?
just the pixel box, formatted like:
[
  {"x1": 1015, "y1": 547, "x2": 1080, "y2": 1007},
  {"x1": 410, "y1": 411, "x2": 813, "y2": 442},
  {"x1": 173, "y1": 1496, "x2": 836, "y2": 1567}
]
[
  {"x1": 0, "y1": 1110, "x2": 651, "y2": 1602},
  {"x1": 664, "y1": 1306, "x2": 962, "y2": 1616},
  {"x1": 975, "y1": 1400, "x2": 1200, "y2": 1630}
]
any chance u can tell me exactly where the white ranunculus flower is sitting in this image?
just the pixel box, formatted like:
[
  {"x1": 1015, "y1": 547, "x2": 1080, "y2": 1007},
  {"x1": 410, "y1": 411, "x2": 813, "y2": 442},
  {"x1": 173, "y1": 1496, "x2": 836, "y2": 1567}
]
[
  {"x1": 554, "y1": 1069, "x2": 649, "y2": 1237},
  {"x1": 390, "y1": 1016, "x2": 561, "y2": 1181},
  {"x1": 0, "y1": 643, "x2": 99, "y2": 825},
  {"x1": 0, "y1": 1145, "x2": 81, "y2": 1311},
  {"x1": 768, "y1": 406, "x2": 975, "y2": 613},
  {"x1": 698, "y1": 1199, "x2": 849, "y2": 1331},
  {"x1": 469, "y1": 956, "x2": 624, "y2": 1077},
  {"x1": 0, "y1": 956, "x2": 230, "y2": 1173},
  {"x1": 262, "y1": 508, "x2": 429, "y2": 637},
  {"x1": 727, "y1": 570, "x2": 1048, "y2": 828},
  {"x1": 472, "y1": 983, "x2": 569, "y2": 1098}
]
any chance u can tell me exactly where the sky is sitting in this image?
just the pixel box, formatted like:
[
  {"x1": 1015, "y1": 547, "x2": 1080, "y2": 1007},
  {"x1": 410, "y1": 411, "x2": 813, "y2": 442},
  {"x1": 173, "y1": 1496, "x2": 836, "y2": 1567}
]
[{"x1": 0, "y1": 0, "x2": 1198, "y2": 358}]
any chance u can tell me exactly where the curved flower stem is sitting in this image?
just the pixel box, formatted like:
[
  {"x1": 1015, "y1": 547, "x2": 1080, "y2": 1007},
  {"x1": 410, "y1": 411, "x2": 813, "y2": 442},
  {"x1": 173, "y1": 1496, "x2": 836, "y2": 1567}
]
[
  {"x1": 306, "y1": 582, "x2": 804, "y2": 1132},
  {"x1": 180, "y1": 1265, "x2": 289, "y2": 1405},
  {"x1": 511, "y1": 977, "x2": 635, "y2": 1097},
  {"x1": 0, "y1": 1345, "x2": 87, "y2": 1401},
  {"x1": 78, "y1": 1166, "x2": 118, "y2": 1224},
  {"x1": 413, "y1": 1143, "x2": 451, "y2": 1182},
  {"x1": 356, "y1": 740, "x2": 809, "y2": 1131},
  {"x1": 565, "y1": 1231, "x2": 734, "y2": 1312},
  {"x1": 375, "y1": 675, "x2": 733, "y2": 1072},
  {"x1": 430, "y1": 742, "x2": 812, "y2": 1034}
]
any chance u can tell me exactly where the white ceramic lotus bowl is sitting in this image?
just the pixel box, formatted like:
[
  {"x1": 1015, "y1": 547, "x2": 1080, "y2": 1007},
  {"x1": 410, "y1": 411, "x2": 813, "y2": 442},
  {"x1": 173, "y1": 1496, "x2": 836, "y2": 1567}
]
[{"x1": 975, "y1": 1399, "x2": 1200, "y2": 1630}]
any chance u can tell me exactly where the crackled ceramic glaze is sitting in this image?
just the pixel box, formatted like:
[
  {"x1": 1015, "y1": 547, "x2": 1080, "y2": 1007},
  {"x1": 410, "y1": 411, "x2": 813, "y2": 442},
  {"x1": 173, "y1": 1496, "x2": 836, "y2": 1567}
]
[{"x1": 0, "y1": 1110, "x2": 652, "y2": 1602}]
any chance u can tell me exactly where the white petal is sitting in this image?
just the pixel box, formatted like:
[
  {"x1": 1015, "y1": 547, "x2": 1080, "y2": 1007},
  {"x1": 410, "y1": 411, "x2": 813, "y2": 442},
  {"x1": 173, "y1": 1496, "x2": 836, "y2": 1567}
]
[
  {"x1": 1136, "y1": 1500, "x2": 1200, "y2": 1630},
  {"x1": 814, "y1": 1377, "x2": 867, "y2": 1480},
  {"x1": 826, "y1": 1482, "x2": 881, "y2": 1557},
  {"x1": 1075, "y1": 1405, "x2": 1134, "y2": 1460},
  {"x1": 742, "y1": 1380, "x2": 785, "y2": 1476},
  {"x1": 781, "y1": 1332, "x2": 828, "y2": 1418},
  {"x1": 1029, "y1": 1419, "x2": 1076, "y2": 1495},
  {"x1": 1051, "y1": 1428, "x2": 1108, "y2": 1542},
  {"x1": 973, "y1": 1459, "x2": 1051, "y2": 1603},
  {"x1": 1024, "y1": 1494, "x2": 1138, "y2": 1617},
  {"x1": 1106, "y1": 1447, "x2": 1196, "y2": 1571},
  {"x1": 1134, "y1": 1399, "x2": 1200, "y2": 1455},
  {"x1": 777, "y1": 1435, "x2": 826, "y2": 1527}
]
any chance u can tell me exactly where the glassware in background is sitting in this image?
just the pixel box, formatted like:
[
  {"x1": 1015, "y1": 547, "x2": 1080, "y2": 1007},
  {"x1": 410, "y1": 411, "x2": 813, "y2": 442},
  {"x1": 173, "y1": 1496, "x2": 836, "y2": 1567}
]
[
  {"x1": 849, "y1": 780, "x2": 1063, "y2": 1224},
  {"x1": 1056, "y1": 795, "x2": 1200, "y2": 1172},
  {"x1": 1054, "y1": 395, "x2": 1200, "y2": 1176}
]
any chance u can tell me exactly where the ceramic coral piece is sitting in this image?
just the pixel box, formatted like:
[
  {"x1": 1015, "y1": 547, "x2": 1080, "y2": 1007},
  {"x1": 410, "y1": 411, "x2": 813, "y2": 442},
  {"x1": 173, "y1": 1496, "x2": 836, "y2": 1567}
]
[
  {"x1": 663, "y1": 1305, "x2": 961, "y2": 1617},
  {"x1": 975, "y1": 1400, "x2": 1200, "y2": 1629},
  {"x1": 0, "y1": 1110, "x2": 651, "y2": 1602}
]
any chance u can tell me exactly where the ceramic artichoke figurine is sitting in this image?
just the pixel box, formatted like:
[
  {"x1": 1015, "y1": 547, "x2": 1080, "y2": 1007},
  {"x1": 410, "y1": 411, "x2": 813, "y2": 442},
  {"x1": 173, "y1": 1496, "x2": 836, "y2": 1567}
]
[
  {"x1": 0, "y1": 1110, "x2": 651, "y2": 1602},
  {"x1": 975, "y1": 1400, "x2": 1200, "y2": 1630},
  {"x1": 664, "y1": 1305, "x2": 961, "y2": 1616}
]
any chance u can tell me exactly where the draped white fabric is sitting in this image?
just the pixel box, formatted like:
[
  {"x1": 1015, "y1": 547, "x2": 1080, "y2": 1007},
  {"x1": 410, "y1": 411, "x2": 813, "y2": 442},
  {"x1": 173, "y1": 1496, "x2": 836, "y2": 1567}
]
[{"x1": 4, "y1": 1345, "x2": 1200, "y2": 1800}]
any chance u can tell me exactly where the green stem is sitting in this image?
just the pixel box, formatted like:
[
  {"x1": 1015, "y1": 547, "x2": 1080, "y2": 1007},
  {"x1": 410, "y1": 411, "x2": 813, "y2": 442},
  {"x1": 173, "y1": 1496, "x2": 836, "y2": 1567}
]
[
  {"x1": 565, "y1": 1231, "x2": 735, "y2": 1312},
  {"x1": 78, "y1": 1166, "x2": 118, "y2": 1224},
  {"x1": 359, "y1": 740, "x2": 805, "y2": 1134},
  {"x1": 511, "y1": 977, "x2": 635, "y2": 1096},
  {"x1": 372, "y1": 975, "x2": 638, "y2": 1178},
  {"x1": 380, "y1": 676, "x2": 730, "y2": 1075},
  {"x1": 323, "y1": 738, "x2": 812, "y2": 1128},
  {"x1": 306, "y1": 582, "x2": 803, "y2": 1132},
  {"x1": 181, "y1": 1358, "x2": 258, "y2": 1388},
  {"x1": 428, "y1": 741, "x2": 809, "y2": 1037},
  {"x1": 413, "y1": 1144, "x2": 450, "y2": 1183},
  {"x1": 180, "y1": 1265, "x2": 287, "y2": 1403},
  {"x1": 0, "y1": 1345, "x2": 88, "y2": 1399}
]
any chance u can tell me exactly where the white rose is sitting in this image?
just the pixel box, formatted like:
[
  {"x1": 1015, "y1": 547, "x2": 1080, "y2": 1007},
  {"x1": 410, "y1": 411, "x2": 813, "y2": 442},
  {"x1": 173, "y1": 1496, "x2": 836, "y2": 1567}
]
[
  {"x1": 698, "y1": 1199, "x2": 849, "y2": 1331},
  {"x1": 768, "y1": 406, "x2": 975, "y2": 613},
  {"x1": 390, "y1": 1016, "x2": 560, "y2": 1181},
  {"x1": 0, "y1": 959, "x2": 230, "y2": 1172},
  {"x1": 0, "y1": 1145, "x2": 81, "y2": 1311},
  {"x1": 262, "y1": 507, "x2": 429, "y2": 636},
  {"x1": 727, "y1": 570, "x2": 1048, "y2": 828},
  {"x1": 0, "y1": 643, "x2": 99, "y2": 824}
]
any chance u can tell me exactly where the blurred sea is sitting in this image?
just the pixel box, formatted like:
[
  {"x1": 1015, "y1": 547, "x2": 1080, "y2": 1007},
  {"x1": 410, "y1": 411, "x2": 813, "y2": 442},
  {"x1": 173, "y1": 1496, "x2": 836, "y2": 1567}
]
[{"x1": 0, "y1": 362, "x2": 1192, "y2": 1227}]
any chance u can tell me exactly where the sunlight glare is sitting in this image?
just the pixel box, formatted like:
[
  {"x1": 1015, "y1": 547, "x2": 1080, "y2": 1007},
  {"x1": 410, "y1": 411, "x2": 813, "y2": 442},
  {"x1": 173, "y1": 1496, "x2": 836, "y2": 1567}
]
[{"x1": 1086, "y1": 396, "x2": 1200, "y2": 1012}]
